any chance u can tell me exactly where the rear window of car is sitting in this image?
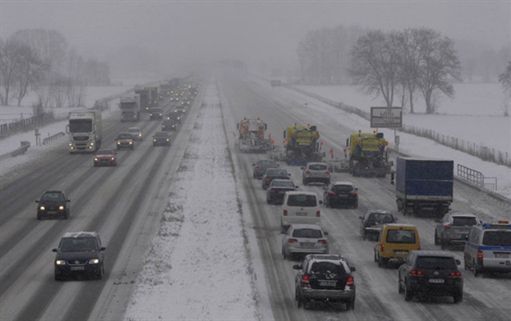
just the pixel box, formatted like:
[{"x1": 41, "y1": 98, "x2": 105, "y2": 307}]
[
  {"x1": 333, "y1": 185, "x2": 353, "y2": 192},
  {"x1": 308, "y1": 164, "x2": 327, "y2": 170},
  {"x1": 386, "y1": 229, "x2": 416, "y2": 243},
  {"x1": 482, "y1": 231, "x2": 511, "y2": 246},
  {"x1": 416, "y1": 256, "x2": 457, "y2": 270},
  {"x1": 267, "y1": 169, "x2": 288, "y2": 177},
  {"x1": 293, "y1": 228, "x2": 322, "y2": 238},
  {"x1": 287, "y1": 194, "x2": 317, "y2": 207},
  {"x1": 310, "y1": 262, "x2": 345, "y2": 276},
  {"x1": 367, "y1": 213, "x2": 395, "y2": 224},
  {"x1": 452, "y1": 216, "x2": 478, "y2": 226},
  {"x1": 258, "y1": 160, "x2": 276, "y2": 168},
  {"x1": 271, "y1": 180, "x2": 293, "y2": 188}
]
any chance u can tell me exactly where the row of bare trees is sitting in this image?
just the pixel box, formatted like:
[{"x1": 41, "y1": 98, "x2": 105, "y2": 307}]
[
  {"x1": 350, "y1": 28, "x2": 461, "y2": 113},
  {"x1": 0, "y1": 29, "x2": 110, "y2": 108}
]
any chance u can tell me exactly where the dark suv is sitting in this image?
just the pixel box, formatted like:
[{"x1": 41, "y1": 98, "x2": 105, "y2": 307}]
[
  {"x1": 252, "y1": 159, "x2": 279, "y2": 179},
  {"x1": 293, "y1": 254, "x2": 356, "y2": 310},
  {"x1": 36, "y1": 190, "x2": 70, "y2": 220},
  {"x1": 53, "y1": 231, "x2": 106, "y2": 280},
  {"x1": 323, "y1": 182, "x2": 358, "y2": 209},
  {"x1": 398, "y1": 250, "x2": 463, "y2": 303},
  {"x1": 262, "y1": 168, "x2": 291, "y2": 190},
  {"x1": 359, "y1": 210, "x2": 397, "y2": 241}
]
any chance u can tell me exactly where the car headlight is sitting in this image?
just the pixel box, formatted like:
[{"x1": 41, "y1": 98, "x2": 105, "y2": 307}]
[
  {"x1": 139, "y1": 134, "x2": 142, "y2": 137},
  {"x1": 55, "y1": 260, "x2": 66, "y2": 265},
  {"x1": 129, "y1": 141, "x2": 133, "y2": 144},
  {"x1": 117, "y1": 142, "x2": 121, "y2": 145},
  {"x1": 68, "y1": 143, "x2": 73, "y2": 147},
  {"x1": 166, "y1": 139, "x2": 170, "y2": 142},
  {"x1": 90, "y1": 142, "x2": 94, "y2": 146},
  {"x1": 94, "y1": 157, "x2": 98, "y2": 161},
  {"x1": 58, "y1": 205, "x2": 65, "y2": 211},
  {"x1": 88, "y1": 258, "x2": 100, "y2": 264},
  {"x1": 39, "y1": 206, "x2": 45, "y2": 211},
  {"x1": 111, "y1": 157, "x2": 115, "y2": 161},
  {"x1": 153, "y1": 139, "x2": 157, "y2": 142}
]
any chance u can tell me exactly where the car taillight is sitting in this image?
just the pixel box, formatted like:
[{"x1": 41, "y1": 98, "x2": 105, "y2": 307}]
[
  {"x1": 283, "y1": 209, "x2": 288, "y2": 216},
  {"x1": 443, "y1": 223, "x2": 451, "y2": 229},
  {"x1": 302, "y1": 274, "x2": 310, "y2": 284},
  {"x1": 328, "y1": 192, "x2": 336, "y2": 196},
  {"x1": 316, "y1": 210, "x2": 320, "y2": 217},
  {"x1": 318, "y1": 239, "x2": 328, "y2": 245},
  {"x1": 288, "y1": 238, "x2": 298, "y2": 244},
  {"x1": 477, "y1": 249, "x2": 484, "y2": 265},
  {"x1": 409, "y1": 269, "x2": 424, "y2": 277},
  {"x1": 346, "y1": 275, "x2": 354, "y2": 286},
  {"x1": 449, "y1": 271, "x2": 462, "y2": 278},
  {"x1": 305, "y1": 170, "x2": 311, "y2": 175},
  {"x1": 351, "y1": 192, "x2": 358, "y2": 196}
]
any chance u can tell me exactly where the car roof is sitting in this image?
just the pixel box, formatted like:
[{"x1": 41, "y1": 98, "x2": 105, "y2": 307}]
[
  {"x1": 271, "y1": 178, "x2": 292, "y2": 183},
  {"x1": 449, "y1": 212, "x2": 477, "y2": 218},
  {"x1": 412, "y1": 250, "x2": 456, "y2": 258},
  {"x1": 62, "y1": 231, "x2": 98, "y2": 239},
  {"x1": 307, "y1": 162, "x2": 328, "y2": 166},
  {"x1": 366, "y1": 209, "x2": 392, "y2": 215},
  {"x1": 285, "y1": 191, "x2": 317, "y2": 196},
  {"x1": 383, "y1": 223, "x2": 417, "y2": 229},
  {"x1": 333, "y1": 181, "x2": 354, "y2": 186},
  {"x1": 154, "y1": 131, "x2": 170, "y2": 136},
  {"x1": 43, "y1": 190, "x2": 64, "y2": 194},
  {"x1": 128, "y1": 127, "x2": 140, "y2": 131},
  {"x1": 290, "y1": 224, "x2": 323, "y2": 230}
]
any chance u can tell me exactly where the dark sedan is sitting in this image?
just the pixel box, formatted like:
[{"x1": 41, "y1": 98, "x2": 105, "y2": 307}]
[
  {"x1": 324, "y1": 181, "x2": 358, "y2": 209},
  {"x1": 359, "y1": 210, "x2": 397, "y2": 241},
  {"x1": 36, "y1": 190, "x2": 70, "y2": 220},
  {"x1": 93, "y1": 149, "x2": 117, "y2": 167},
  {"x1": 153, "y1": 132, "x2": 171, "y2": 146},
  {"x1": 262, "y1": 168, "x2": 291, "y2": 190},
  {"x1": 253, "y1": 159, "x2": 279, "y2": 179},
  {"x1": 266, "y1": 179, "x2": 297, "y2": 204},
  {"x1": 149, "y1": 108, "x2": 164, "y2": 120}
]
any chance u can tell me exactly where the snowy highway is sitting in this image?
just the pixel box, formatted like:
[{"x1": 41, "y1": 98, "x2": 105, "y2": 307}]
[{"x1": 219, "y1": 73, "x2": 511, "y2": 321}]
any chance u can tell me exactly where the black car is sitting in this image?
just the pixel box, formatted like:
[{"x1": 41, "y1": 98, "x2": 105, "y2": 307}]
[
  {"x1": 252, "y1": 159, "x2": 279, "y2": 179},
  {"x1": 266, "y1": 179, "x2": 297, "y2": 204},
  {"x1": 53, "y1": 231, "x2": 106, "y2": 280},
  {"x1": 323, "y1": 182, "x2": 358, "y2": 208},
  {"x1": 36, "y1": 190, "x2": 70, "y2": 220},
  {"x1": 149, "y1": 108, "x2": 164, "y2": 120},
  {"x1": 162, "y1": 119, "x2": 177, "y2": 131},
  {"x1": 359, "y1": 210, "x2": 397, "y2": 241},
  {"x1": 262, "y1": 168, "x2": 291, "y2": 190},
  {"x1": 153, "y1": 131, "x2": 171, "y2": 146},
  {"x1": 293, "y1": 254, "x2": 356, "y2": 310},
  {"x1": 398, "y1": 250, "x2": 463, "y2": 303}
]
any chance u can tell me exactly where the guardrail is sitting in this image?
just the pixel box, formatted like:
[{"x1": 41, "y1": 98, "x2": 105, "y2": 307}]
[
  {"x1": 0, "y1": 112, "x2": 55, "y2": 138},
  {"x1": 42, "y1": 132, "x2": 66, "y2": 145}
]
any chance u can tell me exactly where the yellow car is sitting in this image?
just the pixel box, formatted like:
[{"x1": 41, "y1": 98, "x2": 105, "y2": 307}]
[{"x1": 374, "y1": 224, "x2": 420, "y2": 267}]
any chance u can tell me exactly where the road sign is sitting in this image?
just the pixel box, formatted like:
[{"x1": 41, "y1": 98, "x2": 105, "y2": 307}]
[{"x1": 370, "y1": 107, "x2": 403, "y2": 128}]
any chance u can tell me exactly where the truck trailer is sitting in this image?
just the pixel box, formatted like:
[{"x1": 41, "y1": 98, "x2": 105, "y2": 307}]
[
  {"x1": 119, "y1": 95, "x2": 141, "y2": 122},
  {"x1": 395, "y1": 157, "x2": 453, "y2": 217},
  {"x1": 67, "y1": 111, "x2": 102, "y2": 153}
]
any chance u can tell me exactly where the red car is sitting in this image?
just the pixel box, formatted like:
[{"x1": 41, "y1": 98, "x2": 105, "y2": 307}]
[{"x1": 93, "y1": 149, "x2": 117, "y2": 167}]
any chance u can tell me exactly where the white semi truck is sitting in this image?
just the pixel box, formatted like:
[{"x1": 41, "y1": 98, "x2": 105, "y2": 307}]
[
  {"x1": 119, "y1": 95, "x2": 141, "y2": 122},
  {"x1": 67, "y1": 110, "x2": 102, "y2": 153}
]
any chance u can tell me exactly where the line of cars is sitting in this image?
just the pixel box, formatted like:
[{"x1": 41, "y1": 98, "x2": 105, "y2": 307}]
[{"x1": 252, "y1": 157, "x2": 511, "y2": 310}]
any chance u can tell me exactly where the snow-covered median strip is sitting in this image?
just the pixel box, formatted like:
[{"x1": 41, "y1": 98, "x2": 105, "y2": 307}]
[{"x1": 124, "y1": 83, "x2": 259, "y2": 321}]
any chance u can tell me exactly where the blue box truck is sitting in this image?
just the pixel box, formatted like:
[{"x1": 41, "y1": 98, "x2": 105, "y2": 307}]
[{"x1": 395, "y1": 157, "x2": 453, "y2": 217}]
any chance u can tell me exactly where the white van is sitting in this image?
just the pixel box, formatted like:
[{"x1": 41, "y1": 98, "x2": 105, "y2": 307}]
[{"x1": 281, "y1": 191, "x2": 321, "y2": 233}]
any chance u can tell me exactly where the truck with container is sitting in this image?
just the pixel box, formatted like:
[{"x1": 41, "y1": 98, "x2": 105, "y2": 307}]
[
  {"x1": 134, "y1": 86, "x2": 159, "y2": 111},
  {"x1": 119, "y1": 95, "x2": 141, "y2": 122},
  {"x1": 345, "y1": 131, "x2": 391, "y2": 177},
  {"x1": 283, "y1": 124, "x2": 322, "y2": 165},
  {"x1": 394, "y1": 157, "x2": 453, "y2": 217},
  {"x1": 67, "y1": 110, "x2": 102, "y2": 153}
]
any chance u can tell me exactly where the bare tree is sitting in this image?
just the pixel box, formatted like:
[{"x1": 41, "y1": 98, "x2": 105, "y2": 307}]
[
  {"x1": 499, "y1": 61, "x2": 511, "y2": 116},
  {"x1": 349, "y1": 30, "x2": 400, "y2": 107},
  {"x1": 415, "y1": 29, "x2": 461, "y2": 114}
]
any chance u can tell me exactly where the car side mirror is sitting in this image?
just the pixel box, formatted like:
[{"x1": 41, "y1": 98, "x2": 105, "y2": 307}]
[
  {"x1": 100, "y1": 247, "x2": 106, "y2": 251},
  {"x1": 52, "y1": 248, "x2": 57, "y2": 252},
  {"x1": 292, "y1": 264, "x2": 302, "y2": 270}
]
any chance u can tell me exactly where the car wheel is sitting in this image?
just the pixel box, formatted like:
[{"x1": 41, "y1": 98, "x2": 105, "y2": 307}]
[
  {"x1": 398, "y1": 277, "x2": 404, "y2": 294},
  {"x1": 453, "y1": 291, "x2": 463, "y2": 303},
  {"x1": 440, "y1": 238, "x2": 447, "y2": 250},
  {"x1": 348, "y1": 298, "x2": 355, "y2": 310},
  {"x1": 37, "y1": 214, "x2": 42, "y2": 220},
  {"x1": 404, "y1": 282, "x2": 413, "y2": 301},
  {"x1": 378, "y1": 255, "x2": 386, "y2": 268},
  {"x1": 302, "y1": 179, "x2": 307, "y2": 186},
  {"x1": 97, "y1": 265, "x2": 104, "y2": 280},
  {"x1": 282, "y1": 247, "x2": 287, "y2": 259},
  {"x1": 473, "y1": 260, "x2": 480, "y2": 277},
  {"x1": 54, "y1": 272, "x2": 63, "y2": 281},
  {"x1": 374, "y1": 251, "x2": 378, "y2": 263},
  {"x1": 353, "y1": 201, "x2": 358, "y2": 209}
]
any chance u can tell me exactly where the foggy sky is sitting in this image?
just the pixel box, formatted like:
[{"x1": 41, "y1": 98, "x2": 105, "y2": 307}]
[{"x1": 1, "y1": 0, "x2": 509, "y2": 76}]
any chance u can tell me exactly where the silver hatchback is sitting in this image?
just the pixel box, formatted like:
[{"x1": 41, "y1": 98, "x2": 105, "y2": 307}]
[
  {"x1": 435, "y1": 212, "x2": 479, "y2": 249},
  {"x1": 302, "y1": 162, "x2": 331, "y2": 185},
  {"x1": 282, "y1": 224, "x2": 328, "y2": 260}
]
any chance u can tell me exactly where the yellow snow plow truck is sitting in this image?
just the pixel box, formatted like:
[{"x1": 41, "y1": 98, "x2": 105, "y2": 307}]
[
  {"x1": 283, "y1": 124, "x2": 322, "y2": 165},
  {"x1": 345, "y1": 131, "x2": 391, "y2": 177}
]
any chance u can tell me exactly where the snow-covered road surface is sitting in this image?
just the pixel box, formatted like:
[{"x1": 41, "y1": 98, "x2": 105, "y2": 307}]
[{"x1": 124, "y1": 82, "x2": 260, "y2": 321}]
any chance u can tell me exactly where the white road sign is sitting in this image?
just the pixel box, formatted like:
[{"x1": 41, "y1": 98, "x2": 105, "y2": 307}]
[{"x1": 370, "y1": 107, "x2": 403, "y2": 128}]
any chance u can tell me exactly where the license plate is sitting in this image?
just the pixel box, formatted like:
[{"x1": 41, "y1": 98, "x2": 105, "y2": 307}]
[
  {"x1": 296, "y1": 212, "x2": 307, "y2": 216},
  {"x1": 428, "y1": 278, "x2": 445, "y2": 284},
  {"x1": 319, "y1": 280, "x2": 337, "y2": 287},
  {"x1": 300, "y1": 242, "x2": 315, "y2": 248},
  {"x1": 70, "y1": 266, "x2": 85, "y2": 271},
  {"x1": 495, "y1": 253, "x2": 510, "y2": 258},
  {"x1": 395, "y1": 251, "x2": 408, "y2": 257}
]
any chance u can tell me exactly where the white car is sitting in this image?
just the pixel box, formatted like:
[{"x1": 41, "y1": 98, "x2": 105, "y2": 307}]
[
  {"x1": 302, "y1": 162, "x2": 331, "y2": 185},
  {"x1": 282, "y1": 224, "x2": 329, "y2": 259},
  {"x1": 281, "y1": 191, "x2": 322, "y2": 233}
]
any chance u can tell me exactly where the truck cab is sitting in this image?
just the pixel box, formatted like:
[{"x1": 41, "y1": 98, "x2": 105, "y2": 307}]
[{"x1": 67, "y1": 111, "x2": 102, "y2": 153}]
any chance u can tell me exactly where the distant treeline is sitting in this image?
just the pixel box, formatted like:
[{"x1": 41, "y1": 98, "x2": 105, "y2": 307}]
[{"x1": 0, "y1": 29, "x2": 111, "y2": 108}]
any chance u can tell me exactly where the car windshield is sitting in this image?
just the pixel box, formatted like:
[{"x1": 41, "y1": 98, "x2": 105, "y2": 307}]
[
  {"x1": 308, "y1": 164, "x2": 327, "y2": 170},
  {"x1": 271, "y1": 180, "x2": 294, "y2": 188},
  {"x1": 416, "y1": 256, "x2": 457, "y2": 270},
  {"x1": 41, "y1": 192, "x2": 65, "y2": 202},
  {"x1": 452, "y1": 216, "x2": 477, "y2": 226},
  {"x1": 117, "y1": 133, "x2": 132, "y2": 139},
  {"x1": 59, "y1": 237, "x2": 98, "y2": 252},
  {"x1": 155, "y1": 133, "x2": 169, "y2": 138},
  {"x1": 310, "y1": 262, "x2": 345, "y2": 277},
  {"x1": 482, "y1": 231, "x2": 511, "y2": 246},
  {"x1": 333, "y1": 185, "x2": 353, "y2": 192},
  {"x1": 287, "y1": 194, "x2": 317, "y2": 207},
  {"x1": 293, "y1": 228, "x2": 322, "y2": 238},
  {"x1": 386, "y1": 229, "x2": 416, "y2": 243}
]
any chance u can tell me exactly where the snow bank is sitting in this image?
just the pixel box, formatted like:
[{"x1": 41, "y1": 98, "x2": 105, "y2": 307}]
[{"x1": 124, "y1": 83, "x2": 259, "y2": 321}]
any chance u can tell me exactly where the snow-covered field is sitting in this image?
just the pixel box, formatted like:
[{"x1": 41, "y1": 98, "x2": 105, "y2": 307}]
[
  {"x1": 124, "y1": 83, "x2": 259, "y2": 321},
  {"x1": 297, "y1": 83, "x2": 511, "y2": 153}
]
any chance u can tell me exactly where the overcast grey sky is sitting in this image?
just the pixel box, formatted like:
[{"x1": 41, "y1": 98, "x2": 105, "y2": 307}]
[{"x1": 1, "y1": 0, "x2": 509, "y2": 75}]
